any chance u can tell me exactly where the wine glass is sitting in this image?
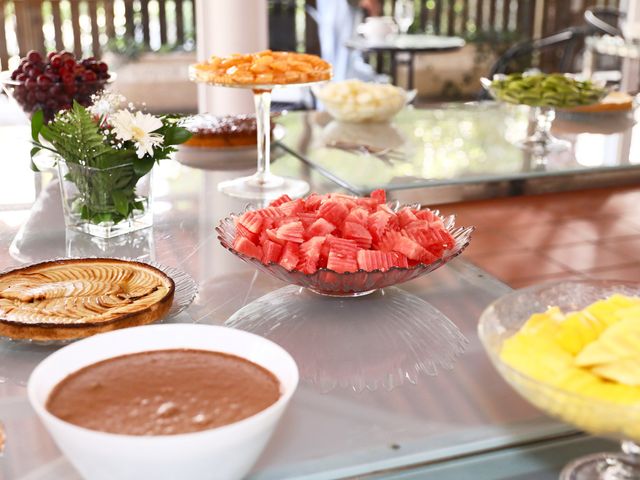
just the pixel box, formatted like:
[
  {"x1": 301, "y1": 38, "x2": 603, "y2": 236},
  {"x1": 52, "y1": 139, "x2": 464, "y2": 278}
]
[{"x1": 394, "y1": 0, "x2": 415, "y2": 34}]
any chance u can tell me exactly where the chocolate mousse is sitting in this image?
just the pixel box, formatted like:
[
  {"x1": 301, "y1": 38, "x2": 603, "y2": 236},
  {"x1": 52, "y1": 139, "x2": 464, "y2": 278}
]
[{"x1": 46, "y1": 349, "x2": 281, "y2": 435}]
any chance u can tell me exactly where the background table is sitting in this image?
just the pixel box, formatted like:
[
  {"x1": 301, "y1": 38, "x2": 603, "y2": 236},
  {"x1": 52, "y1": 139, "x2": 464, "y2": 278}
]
[
  {"x1": 0, "y1": 121, "x2": 616, "y2": 479},
  {"x1": 277, "y1": 103, "x2": 640, "y2": 205},
  {"x1": 345, "y1": 34, "x2": 465, "y2": 89}
]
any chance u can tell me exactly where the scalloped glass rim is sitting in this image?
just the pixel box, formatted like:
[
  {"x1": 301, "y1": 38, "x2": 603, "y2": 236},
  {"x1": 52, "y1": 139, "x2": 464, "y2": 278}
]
[
  {"x1": 480, "y1": 74, "x2": 607, "y2": 109},
  {"x1": 478, "y1": 279, "x2": 640, "y2": 418},
  {"x1": 188, "y1": 64, "x2": 331, "y2": 90},
  {"x1": 216, "y1": 201, "x2": 475, "y2": 295}
]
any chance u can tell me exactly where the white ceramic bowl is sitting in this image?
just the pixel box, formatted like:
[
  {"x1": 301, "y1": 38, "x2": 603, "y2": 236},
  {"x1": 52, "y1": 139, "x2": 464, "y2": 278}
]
[{"x1": 28, "y1": 324, "x2": 299, "y2": 480}]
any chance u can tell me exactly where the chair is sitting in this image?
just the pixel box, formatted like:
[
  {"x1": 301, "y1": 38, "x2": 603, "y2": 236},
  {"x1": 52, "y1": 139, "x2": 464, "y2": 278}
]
[{"x1": 488, "y1": 7, "x2": 624, "y2": 78}]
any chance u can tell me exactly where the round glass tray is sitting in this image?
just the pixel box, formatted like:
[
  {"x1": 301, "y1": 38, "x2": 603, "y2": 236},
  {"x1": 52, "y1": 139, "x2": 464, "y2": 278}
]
[{"x1": 226, "y1": 285, "x2": 468, "y2": 392}]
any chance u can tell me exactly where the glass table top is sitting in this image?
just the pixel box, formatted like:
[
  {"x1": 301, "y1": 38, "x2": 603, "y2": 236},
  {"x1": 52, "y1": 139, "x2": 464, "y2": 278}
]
[
  {"x1": 0, "y1": 121, "x2": 582, "y2": 479},
  {"x1": 277, "y1": 102, "x2": 640, "y2": 196}
]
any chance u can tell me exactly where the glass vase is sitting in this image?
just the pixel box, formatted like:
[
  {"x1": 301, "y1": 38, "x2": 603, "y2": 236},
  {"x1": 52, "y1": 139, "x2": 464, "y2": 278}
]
[{"x1": 57, "y1": 160, "x2": 153, "y2": 239}]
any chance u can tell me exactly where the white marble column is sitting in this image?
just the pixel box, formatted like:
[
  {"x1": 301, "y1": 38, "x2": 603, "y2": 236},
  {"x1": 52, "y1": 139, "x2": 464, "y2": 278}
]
[{"x1": 195, "y1": 0, "x2": 268, "y2": 115}]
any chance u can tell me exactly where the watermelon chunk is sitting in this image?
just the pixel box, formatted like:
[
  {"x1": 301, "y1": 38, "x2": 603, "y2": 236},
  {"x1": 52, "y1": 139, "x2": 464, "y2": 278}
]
[
  {"x1": 237, "y1": 211, "x2": 264, "y2": 234},
  {"x1": 275, "y1": 221, "x2": 305, "y2": 243},
  {"x1": 405, "y1": 228, "x2": 454, "y2": 257},
  {"x1": 326, "y1": 236, "x2": 358, "y2": 273},
  {"x1": 265, "y1": 228, "x2": 286, "y2": 245},
  {"x1": 236, "y1": 223, "x2": 259, "y2": 244},
  {"x1": 307, "y1": 218, "x2": 336, "y2": 238},
  {"x1": 304, "y1": 193, "x2": 324, "y2": 211},
  {"x1": 327, "y1": 249, "x2": 358, "y2": 273},
  {"x1": 370, "y1": 189, "x2": 386, "y2": 204},
  {"x1": 343, "y1": 221, "x2": 372, "y2": 249},
  {"x1": 391, "y1": 252, "x2": 409, "y2": 268},
  {"x1": 279, "y1": 242, "x2": 300, "y2": 271},
  {"x1": 278, "y1": 199, "x2": 305, "y2": 217},
  {"x1": 298, "y1": 236, "x2": 326, "y2": 274},
  {"x1": 397, "y1": 208, "x2": 418, "y2": 228},
  {"x1": 368, "y1": 210, "x2": 393, "y2": 242},
  {"x1": 403, "y1": 220, "x2": 431, "y2": 234},
  {"x1": 328, "y1": 193, "x2": 358, "y2": 210},
  {"x1": 326, "y1": 236, "x2": 359, "y2": 254},
  {"x1": 414, "y1": 208, "x2": 438, "y2": 222},
  {"x1": 344, "y1": 207, "x2": 369, "y2": 226},
  {"x1": 269, "y1": 194, "x2": 292, "y2": 207},
  {"x1": 381, "y1": 231, "x2": 428, "y2": 260},
  {"x1": 298, "y1": 212, "x2": 318, "y2": 228},
  {"x1": 357, "y1": 250, "x2": 396, "y2": 272},
  {"x1": 318, "y1": 200, "x2": 349, "y2": 226},
  {"x1": 262, "y1": 239, "x2": 283, "y2": 264},
  {"x1": 355, "y1": 197, "x2": 379, "y2": 212},
  {"x1": 257, "y1": 206, "x2": 284, "y2": 219},
  {"x1": 233, "y1": 236, "x2": 263, "y2": 260}
]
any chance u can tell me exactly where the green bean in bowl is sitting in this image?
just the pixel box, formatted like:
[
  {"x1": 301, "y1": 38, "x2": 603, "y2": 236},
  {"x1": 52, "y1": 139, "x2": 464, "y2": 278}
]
[{"x1": 489, "y1": 73, "x2": 606, "y2": 109}]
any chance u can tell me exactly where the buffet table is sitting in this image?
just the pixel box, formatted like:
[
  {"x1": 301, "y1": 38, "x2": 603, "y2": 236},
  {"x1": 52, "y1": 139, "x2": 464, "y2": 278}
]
[{"x1": 0, "y1": 115, "x2": 619, "y2": 479}]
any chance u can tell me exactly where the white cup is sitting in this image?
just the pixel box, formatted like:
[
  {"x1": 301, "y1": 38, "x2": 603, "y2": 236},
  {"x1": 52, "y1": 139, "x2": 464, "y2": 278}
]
[
  {"x1": 356, "y1": 16, "x2": 398, "y2": 42},
  {"x1": 28, "y1": 324, "x2": 299, "y2": 480}
]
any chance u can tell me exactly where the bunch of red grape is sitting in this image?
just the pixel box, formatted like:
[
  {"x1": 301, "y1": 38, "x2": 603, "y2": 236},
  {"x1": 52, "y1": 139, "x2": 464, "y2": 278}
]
[{"x1": 8, "y1": 50, "x2": 111, "y2": 121}]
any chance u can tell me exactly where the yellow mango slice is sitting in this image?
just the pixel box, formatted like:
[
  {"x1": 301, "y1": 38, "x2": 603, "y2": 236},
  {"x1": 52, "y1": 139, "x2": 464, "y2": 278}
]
[
  {"x1": 501, "y1": 333, "x2": 573, "y2": 382},
  {"x1": 553, "y1": 311, "x2": 602, "y2": 355},
  {"x1": 520, "y1": 306, "x2": 563, "y2": 338},
  {"x1": 592, "y1": 358, "x2": 640, "y2": 387},
  {"x1": 576, "y1": 316, "x2": 640, "y2": 367}
]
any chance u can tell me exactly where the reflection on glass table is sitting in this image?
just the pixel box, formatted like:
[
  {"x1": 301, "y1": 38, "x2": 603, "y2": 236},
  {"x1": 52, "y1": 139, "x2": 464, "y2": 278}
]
[
  {"x1": 277, "y1": 103, "x2": 640, "y2": 195},
  {"x1": 226, "y1": 285, "x2": 467, "y2": 393}
]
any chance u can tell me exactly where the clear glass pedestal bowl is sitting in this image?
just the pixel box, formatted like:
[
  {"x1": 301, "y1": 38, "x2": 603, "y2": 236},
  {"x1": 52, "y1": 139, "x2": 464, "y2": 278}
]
[
  {"x1": 478, "y1": 280, "x2": 640, "y2": 480},
  {"x1": 216, "y1": 201, "x2": 474, "y2": 297},
  {"x1": 480, "y1": 75, "x2": 606, "y2": 154},
  {"x1": 189, "y1": 66, "x2": 329, "y2": 200}
]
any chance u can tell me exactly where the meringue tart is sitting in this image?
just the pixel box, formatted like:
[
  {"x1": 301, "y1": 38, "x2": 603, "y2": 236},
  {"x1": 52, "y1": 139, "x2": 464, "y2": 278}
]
[{"x1": 0, "y1": 259, "x2": 175, "y2": 341}]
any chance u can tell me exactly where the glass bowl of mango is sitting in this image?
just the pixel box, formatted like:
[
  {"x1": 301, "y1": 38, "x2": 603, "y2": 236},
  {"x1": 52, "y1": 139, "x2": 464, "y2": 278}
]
[{"x1": 478, "y1": 280, "x2": 640, "y2": 480}]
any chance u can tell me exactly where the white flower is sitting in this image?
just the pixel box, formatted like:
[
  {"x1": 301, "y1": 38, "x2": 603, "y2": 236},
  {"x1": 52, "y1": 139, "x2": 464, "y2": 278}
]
[
  {"x1": 88, "y1": 91, "x2": 125, "y2": 118},
  {"x1": 110, "y1": 110, "x2": 164, "y2": 158}
]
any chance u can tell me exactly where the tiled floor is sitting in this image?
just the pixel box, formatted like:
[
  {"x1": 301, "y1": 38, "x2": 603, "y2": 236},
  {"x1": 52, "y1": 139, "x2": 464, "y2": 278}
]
[{"x1": 440, "y1": 186, "x2": 640, "y2": 288}]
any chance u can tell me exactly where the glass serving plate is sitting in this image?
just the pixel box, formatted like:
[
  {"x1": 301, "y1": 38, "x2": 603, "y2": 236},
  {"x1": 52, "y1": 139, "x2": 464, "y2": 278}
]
[
  {"x1": 0, "y1": 258, "x2": 198, "y2": 347},
  {"x1": 478, "y1": 280, "x2": 640, "y2": 480},
  {"x1": 480, "y1": 75, "x2": 606, "y2": 154},
  {"x1": 189, "y1": 65, "x2": 329, "y2": 200},
  {"x1": 226, "y1": 284, "x2": 468, "y2": 393},
  {"x1": 216, "y1": 201, "x2": 474, "y2": 297}
]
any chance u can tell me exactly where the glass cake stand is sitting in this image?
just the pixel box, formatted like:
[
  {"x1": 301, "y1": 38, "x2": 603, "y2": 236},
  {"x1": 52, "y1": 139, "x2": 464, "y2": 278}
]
[{"x1": 190, "y1": 69, "x2": 328, "y2": 200}]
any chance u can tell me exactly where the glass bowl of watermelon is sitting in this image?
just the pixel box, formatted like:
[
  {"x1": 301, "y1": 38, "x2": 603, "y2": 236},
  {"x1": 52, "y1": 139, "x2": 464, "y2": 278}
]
[{"x1": 216, "y1": 190, "x2": 474, "y2": 297}]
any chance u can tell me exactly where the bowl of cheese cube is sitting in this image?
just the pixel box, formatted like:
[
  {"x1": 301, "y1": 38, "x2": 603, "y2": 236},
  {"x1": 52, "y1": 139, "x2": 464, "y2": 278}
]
[{"x1": 314, "y1": 80, "x2": 415, "y2": 123}]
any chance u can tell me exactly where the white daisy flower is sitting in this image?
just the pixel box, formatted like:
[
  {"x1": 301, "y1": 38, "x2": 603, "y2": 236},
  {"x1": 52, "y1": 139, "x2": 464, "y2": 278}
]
[
  {"x1": 88, "y1": 91, "x2": 125, "y2": 118},
  {"x1": 110, "y1": 110, "x2": 164, "y2": 158}
]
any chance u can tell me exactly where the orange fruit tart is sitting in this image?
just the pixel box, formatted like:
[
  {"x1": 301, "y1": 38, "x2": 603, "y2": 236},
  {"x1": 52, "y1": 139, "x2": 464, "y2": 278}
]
[{"x1": 191, "y1": 50, "x2": 332, "y2": 86}]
